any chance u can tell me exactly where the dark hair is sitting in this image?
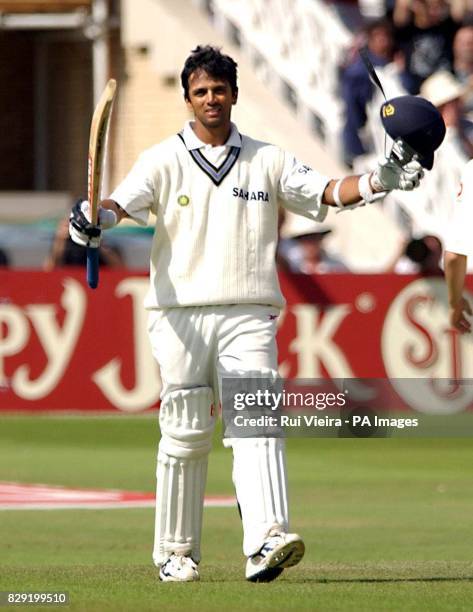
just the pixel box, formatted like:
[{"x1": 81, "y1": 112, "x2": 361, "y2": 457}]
[
  {"x1": 363, "y1": 18, "x2": 394, "y2": 38},
  {"x1": 405, "y1": 238, "x2": 429, "y2": 264},
  {"x1": 181, "y1": 45, "x2": 238, "y2": 99}
]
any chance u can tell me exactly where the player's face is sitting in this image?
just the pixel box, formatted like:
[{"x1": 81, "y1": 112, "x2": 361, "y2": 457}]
[{"x1": 185, "y1": 70, "x2": 237, "y2": 131}]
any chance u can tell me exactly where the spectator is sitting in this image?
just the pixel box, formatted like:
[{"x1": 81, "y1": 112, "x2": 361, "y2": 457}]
[
  {"x1": 421, "y1": 69, "x2": 473, "y2": 156},
  {"x1": 278, "y1": 215, "x2": 350, "y2": 274},
  {"x1": 0, "y1": 247, "x2": 9, "y2": 266},
  {"x1": 393, "y1": 0, "x2": 459, "y2": 93},
  {"x1": 341, "y1": 18, "x2": 395, "y2": 166},
  {"x1": 358, "y1": 0, "x2": 391, "y2": 20},
  {"x1": 448, "y1": 0, "x2": 473, "y2": 22},
  {"x1": 392, "y1": 234, "x2": 443, "y2": 274},
  {"x1": 453, "y1": 24, "x2": 473, "y2": 113},
  {"x1": 387, "y1": 70, "x2": 470, "y2": 243},
  {"x1": 43, "y1": 218, "x2": 123, "y2": 271}
]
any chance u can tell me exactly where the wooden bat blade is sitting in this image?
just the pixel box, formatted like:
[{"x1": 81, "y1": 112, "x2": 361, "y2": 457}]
[
  {"x1": 86, "y1": 78, "x2": 117, "y2": 289},
  {"x1": 88, "y1": 78, "x2": 117, "y2": 224}
]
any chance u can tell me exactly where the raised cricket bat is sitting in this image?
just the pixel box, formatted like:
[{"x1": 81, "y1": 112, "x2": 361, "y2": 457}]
[{"x1": 87, "y1": 78, "x2": 117, "y2": 289}]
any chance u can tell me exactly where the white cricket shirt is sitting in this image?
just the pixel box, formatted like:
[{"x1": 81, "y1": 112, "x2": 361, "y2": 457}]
[
  {"x1": 445, "y1": 158, "x2": 473, "y2": 256},
  {"x1": 392, "y1": 127, "x2": 468, "y2": 243},
  {"x1": 110, "y1": 121, "x2": 330, "y2": 308}
]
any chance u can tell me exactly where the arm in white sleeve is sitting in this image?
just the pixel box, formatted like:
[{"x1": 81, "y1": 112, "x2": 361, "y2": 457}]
[
  {"x1": 443, "y1": 160, "x2": 473, "y2": 333},
  {"x1": 444, "y1": 160, "x2": 473, "y2": 257},
  {"x1": 109, "y1": 150, "x2": 158, "y2": 226},
  {"x1": 277, "y1": 153, "x2": 330, "y2": 221}
]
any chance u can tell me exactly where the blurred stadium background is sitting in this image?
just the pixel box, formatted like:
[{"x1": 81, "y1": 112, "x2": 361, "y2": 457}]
[{"x1": 1, "y1": 1, "x2": 473, "y2": 609}]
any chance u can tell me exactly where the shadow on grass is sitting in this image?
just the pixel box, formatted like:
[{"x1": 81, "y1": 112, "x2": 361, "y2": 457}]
[
  {"x1": 202, "y1": 575, "x2": 473, "y2": 585},
  {"x1": 299, "y1": 576, "x2": 473, "y2": 584}
]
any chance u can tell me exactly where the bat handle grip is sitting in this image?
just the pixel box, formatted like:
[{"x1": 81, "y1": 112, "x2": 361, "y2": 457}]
[{"x1": 86, "y1": 246, "x2": 99, "y2": 289}]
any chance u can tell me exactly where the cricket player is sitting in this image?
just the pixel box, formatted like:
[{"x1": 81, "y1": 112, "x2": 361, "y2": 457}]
[
  {"x1": 70, "y1": 46, "x2": 426, "y2": 583},
  {"x1": 444, "y1": 159, "x2": 473, "y2": 334}
]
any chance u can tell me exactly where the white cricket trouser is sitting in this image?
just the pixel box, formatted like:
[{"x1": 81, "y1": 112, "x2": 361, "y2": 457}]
[{"x1": 148, "y1": 304, "x2": 290, "y2": 562}]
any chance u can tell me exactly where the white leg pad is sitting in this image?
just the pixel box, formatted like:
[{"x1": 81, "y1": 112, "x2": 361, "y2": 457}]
[
  {"x1": 229, "y1": 437, "x2": 289, "y2": 557},
  {"x1": 153, "y1": 387, "x2": 214, "y2": 566}
]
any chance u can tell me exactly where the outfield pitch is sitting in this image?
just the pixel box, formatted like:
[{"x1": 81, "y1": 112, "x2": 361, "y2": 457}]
[{"x1": 0, "y1": 416, "x2": 472, "y2": 611}]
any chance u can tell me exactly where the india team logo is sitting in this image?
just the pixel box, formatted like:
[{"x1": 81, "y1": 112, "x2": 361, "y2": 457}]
[
  {"x1": 177, "y1": 195, "x2": 190, "y2": 206},
  {"x1": 382, "y1": 103, "x2": 395, "y2": 117}
]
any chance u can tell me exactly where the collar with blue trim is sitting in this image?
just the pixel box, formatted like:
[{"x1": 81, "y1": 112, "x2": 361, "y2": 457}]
[
  {"x1": 178, "y1": 121, "x2": 242, "y2": 186},
  {"x1": 181, "y1": 121, "x2": 242, "y2": 150}
]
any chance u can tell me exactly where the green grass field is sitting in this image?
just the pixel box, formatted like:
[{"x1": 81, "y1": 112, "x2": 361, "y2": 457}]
[{"x1": 1, "y1": 416, "x2": 472, "y2": 611}]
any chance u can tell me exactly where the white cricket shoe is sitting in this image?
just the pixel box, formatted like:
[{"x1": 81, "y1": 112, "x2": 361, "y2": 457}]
[
  {"x1": 159, "y1": 554, "x2": 200, "y2": 582},
  {"x1": 246, "y1": 532, "x2": 305, "y2": 583}
]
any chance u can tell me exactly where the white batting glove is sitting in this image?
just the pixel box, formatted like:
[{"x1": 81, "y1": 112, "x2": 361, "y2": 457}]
[
  {"x1": 371, "y1": 156, "x2": 424, "y2": 192},
  {"x1": 398, "y1": 159, "x2": 424, "y2": 190},
  {"x1": 79, "y1": 200, "x2": 118, "y2": 229},
  {"x1": 69, "y1": 200, "x2": 118, "y2": 248}
]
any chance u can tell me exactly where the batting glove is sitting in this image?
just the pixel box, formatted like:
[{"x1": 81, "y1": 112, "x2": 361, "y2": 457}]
[
  {"x1": 390, "y1": 138, "x2": 417, "y2": 166},
  {"x1": 371, "y1": 156, "x2": 424, "y2": 192},
  {"x1": 69, "y1": 199, "x2": 118, "y2": 248}
]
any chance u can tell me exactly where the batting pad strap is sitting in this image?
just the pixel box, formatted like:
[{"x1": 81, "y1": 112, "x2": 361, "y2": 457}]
[{"x1": 159, "y1": 387, "x2": 215, "y2": 458}]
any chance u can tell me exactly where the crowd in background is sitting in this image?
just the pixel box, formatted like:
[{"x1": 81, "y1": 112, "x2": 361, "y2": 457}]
[
  {"x1": 341, "y1": 1, "x2": 473, "y2": 166},
  {"x1": 313, "y1": 0, "x2": 473, "y2": 276},
  {"x1": 2, "y1": 0, "x2": 471, "y2": 277}
]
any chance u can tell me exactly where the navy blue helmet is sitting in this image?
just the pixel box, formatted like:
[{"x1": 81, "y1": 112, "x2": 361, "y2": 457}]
[{"x1": 380, "y1": 96, "x2": 446, "y2": 170}]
